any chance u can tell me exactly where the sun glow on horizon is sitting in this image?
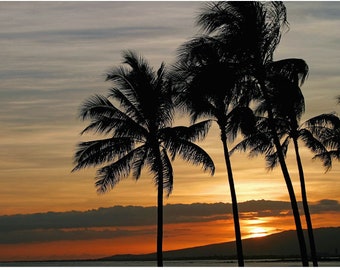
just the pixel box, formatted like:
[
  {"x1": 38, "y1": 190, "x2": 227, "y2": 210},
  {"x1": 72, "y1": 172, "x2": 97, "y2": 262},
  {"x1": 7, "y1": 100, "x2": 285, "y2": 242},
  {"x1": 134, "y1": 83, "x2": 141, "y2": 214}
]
[
  {"x1": 242, "y1": 218, "x2": 273, "y2": 239},
  {"x1": 248, "y1": 226, "x2": 268, "y2": 238}
]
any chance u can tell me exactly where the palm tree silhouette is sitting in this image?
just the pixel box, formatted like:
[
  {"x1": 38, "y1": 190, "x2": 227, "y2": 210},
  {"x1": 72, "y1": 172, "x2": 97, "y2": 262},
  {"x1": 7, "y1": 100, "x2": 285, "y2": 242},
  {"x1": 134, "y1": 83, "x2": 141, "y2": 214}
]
[
  {"x1": 72, "y1": 50, "x2": 215, "y2": 267},
  {"x1": 171, "y1": 36, "x2": 256, "y2": 266},
  {"x1": 232, "y1": 63, "x2": 330, "y2": 266},
  {"x1": 196, "y1": 2, "x2": 309, "y2": 265}
]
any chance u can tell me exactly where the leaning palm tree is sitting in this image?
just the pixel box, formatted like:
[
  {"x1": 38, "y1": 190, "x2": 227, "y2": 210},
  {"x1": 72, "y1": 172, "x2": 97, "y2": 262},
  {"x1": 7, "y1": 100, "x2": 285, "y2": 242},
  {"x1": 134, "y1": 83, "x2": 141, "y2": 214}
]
[
  {"x1": 72, "y1": 50, "x2": 215, "y2": 267},
  {"x1": 232, "y1": 69, "x2": 330, "y2": 266},
  {"x1": 198, "y1": 1, "x2": 308, "y2": 266},
  {"x1": 197, "y1": 2, "x2": 309, "y2": 265},
  {"x1": 171, "y1": 36, "x2": 256, "y2": 266}
]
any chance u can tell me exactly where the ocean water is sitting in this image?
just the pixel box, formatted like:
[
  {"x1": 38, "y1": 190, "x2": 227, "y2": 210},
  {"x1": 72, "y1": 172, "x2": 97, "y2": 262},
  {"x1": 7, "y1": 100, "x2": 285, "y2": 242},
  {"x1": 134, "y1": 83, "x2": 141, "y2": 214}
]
[{"x1": 1, "y1": 259, "x2": 340, "y2": 267}]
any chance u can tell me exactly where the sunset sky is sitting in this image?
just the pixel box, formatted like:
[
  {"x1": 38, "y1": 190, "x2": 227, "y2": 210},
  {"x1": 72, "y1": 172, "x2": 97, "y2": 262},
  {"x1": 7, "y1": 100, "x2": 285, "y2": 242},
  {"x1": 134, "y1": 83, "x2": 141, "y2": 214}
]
[{"x1": 0, "y1": 1, "x2": 340, "y2": 262}]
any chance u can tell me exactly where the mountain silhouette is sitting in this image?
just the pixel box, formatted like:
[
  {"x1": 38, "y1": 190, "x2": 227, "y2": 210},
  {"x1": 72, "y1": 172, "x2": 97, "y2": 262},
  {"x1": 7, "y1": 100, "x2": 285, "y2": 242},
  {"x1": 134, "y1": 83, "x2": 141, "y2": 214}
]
[{"x1": 100, "y1": 227, "x2": 340, "y2": 261}]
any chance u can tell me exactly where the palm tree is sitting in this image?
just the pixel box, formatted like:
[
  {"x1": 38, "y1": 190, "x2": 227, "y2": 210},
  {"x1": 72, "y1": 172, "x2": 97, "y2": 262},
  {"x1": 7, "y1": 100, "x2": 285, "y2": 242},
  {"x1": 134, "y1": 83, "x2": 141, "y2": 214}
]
[
  {"x1": 72, "y1": 50, "x2": 215, "y2": 267},
  {"x1": 232, "y1": 68, "x2": 331, "y2": 266},
  {"x1": 171, "y1": 36, "x2": 256, "y2": 266},
  {"x1": 196, "y1": 2, "x2": 309, "y2": 266}
]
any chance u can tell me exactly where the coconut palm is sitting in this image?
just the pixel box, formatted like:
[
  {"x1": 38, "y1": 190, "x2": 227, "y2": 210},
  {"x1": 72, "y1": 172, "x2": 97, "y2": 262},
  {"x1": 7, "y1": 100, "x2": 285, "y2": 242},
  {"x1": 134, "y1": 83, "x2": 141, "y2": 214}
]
[
  {"x1": 196, "y1": 2, "x2": 309, "y2": 265},
  {"x1": 171, "y1": 36, "x2": 256, "y2": 266},
  {"x1": 232, "y1": 68, "x2": 331, "y2": 266},
  {"x1": 72, "y1": 50, "x2": 215, "y2": 267}
]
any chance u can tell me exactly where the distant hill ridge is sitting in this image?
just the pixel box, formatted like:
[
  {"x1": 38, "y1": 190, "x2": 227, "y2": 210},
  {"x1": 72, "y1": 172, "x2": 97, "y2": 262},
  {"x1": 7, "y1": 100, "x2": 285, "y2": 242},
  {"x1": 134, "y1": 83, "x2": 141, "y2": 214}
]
[{"x1": 100, "y1": 227, "x2": 340, "y2": 261}]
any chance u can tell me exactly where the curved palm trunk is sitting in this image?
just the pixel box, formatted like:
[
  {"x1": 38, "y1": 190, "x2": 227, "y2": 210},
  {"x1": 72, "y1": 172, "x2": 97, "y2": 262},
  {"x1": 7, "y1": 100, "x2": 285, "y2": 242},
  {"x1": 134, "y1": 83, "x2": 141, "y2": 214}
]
[
  {"x1": 259, "y1": 80, "x2": 309, "y2": 266},
  {"x1": 220, "y1": 127, "x2": 244, "y2": 266},
  {"x1": 293, "y1": 137, "x2": 318, "y2": 266}
]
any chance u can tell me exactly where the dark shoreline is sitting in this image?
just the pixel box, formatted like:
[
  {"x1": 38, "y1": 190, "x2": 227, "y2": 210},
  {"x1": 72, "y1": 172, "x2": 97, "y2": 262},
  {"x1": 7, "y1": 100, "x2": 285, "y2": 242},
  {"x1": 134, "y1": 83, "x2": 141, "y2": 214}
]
[{"x1": 1, "y1": 257, "x2": 340, "y2": 264}]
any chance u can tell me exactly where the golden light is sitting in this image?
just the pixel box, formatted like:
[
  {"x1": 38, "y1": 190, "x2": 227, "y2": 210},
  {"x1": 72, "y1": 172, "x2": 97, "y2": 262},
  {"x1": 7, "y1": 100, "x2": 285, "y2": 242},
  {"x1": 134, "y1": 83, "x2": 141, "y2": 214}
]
[{"x1": 248, "y1": 226, "x2": 268, "y2": 238}]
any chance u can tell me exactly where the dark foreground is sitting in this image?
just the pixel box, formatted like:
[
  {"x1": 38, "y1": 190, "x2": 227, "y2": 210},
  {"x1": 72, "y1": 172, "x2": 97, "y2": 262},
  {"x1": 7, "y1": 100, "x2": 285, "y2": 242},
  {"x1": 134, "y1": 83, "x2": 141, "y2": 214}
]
[{"x1": 1, "y1": 259, "x2": 340, "y2": 267}]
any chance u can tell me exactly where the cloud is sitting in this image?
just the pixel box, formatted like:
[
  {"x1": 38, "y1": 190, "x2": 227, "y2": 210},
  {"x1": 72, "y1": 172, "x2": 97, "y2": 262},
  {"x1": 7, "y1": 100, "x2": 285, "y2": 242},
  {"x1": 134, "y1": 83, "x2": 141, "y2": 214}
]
[
  {"x1": 0, "y1": 200, "x2": 339, "y2": 244},
  {"x1": 311, "y1": 199, "x2": 340, "y2": 213},
  {"x1": 0, "y1": 227, "x2": 156, "y2": 244}
]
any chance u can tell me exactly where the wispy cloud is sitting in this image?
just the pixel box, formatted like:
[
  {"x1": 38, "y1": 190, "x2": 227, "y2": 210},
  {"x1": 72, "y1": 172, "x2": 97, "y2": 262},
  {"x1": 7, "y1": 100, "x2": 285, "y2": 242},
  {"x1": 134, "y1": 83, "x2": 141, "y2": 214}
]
[{"x1": 0, "y1": 1, "x2": 339, "y2": 219}]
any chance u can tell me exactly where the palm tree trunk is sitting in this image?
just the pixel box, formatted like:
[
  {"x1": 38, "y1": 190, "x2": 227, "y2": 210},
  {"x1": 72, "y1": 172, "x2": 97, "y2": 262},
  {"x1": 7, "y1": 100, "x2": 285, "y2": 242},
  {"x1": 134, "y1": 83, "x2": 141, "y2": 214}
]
[
  {"x1": 220, "y1": 127, "x2": 244, "y2": 266},
  {"x1": 157, "y1": 179, "x2": 163, "y2": 266},
  {"x1": 259, "y1": 79, "x2": 309, "y2": 266},
  {"x1": 293, "y1": 137, "x2": 318, "y2": 266},
  {"x1": 157, "y1": 176, "x2": 163, "y2": 267},
  {"x1": 154, "y1": 146, "x2": 164, "y2": 267}
]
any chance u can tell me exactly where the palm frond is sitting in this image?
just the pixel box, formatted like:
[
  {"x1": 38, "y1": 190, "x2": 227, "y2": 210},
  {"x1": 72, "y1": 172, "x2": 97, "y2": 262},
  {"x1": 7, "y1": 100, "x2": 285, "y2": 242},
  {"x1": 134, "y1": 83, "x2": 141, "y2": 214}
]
[
  {"x1": 80, "y1": 115, "x2": 118, "y2": 135},
  {"x1": 72, "y1": 137, "x2": 134, "y2": 172},
  {"x1": 304, "y1": 113, "x2": 340, "y2": 131},
  {"x1": 261, "y1": 1, "x2": 288, "y2": 63},
  {"x1": 79, "y1": 95, "x2": 147, "y2": 138},
  {"x1": 164, "y1": 139, "x2": 215, "y2": 176},
  {"x1": 108, "y1": 51, "x2": 151, "y2": 119},
  {"x1": 299, "y1": 129, "x2": 328, "y2": 155},
  {"x1": 161, "y1": 148, "x2": 174, "y2": 197},
  {"x1": 106, "y1": 62, "x2": 148, "y2": 127},
  {"x1": 312, "y1": 152, "x2": 333, "y2": 171},
  {"x1": 79, "y1": 96, "x2": 148, "y2": 140},
  {"x1": 264, "y1": 74, "x2": 305, "y2": 122},
  {"x1": 82, "y1": 115, "x2": 148, "y2": 142},
  {"x1": 108, "y1": 86, "x2": 145, "y2": 125},
  {"x1": 160, "y1": 120, "x2": 212, "y2": 144},
  {"x1": 265, "y1": 151, "x2": 279, "y2": 170},
  {"x1": 145, "y1": 150, "x2": 164, "y2": 190},
  {"x1": 174, "y1": 86, "x2": 217, "y2": 124},
  {"x1": 322, "y1": 132, "x2": 340, "y2": 150},
  {"x1": 131, "y1": 145, "x2": 148, "y2": 180},
  {"x1": 265, "y1": 135, "x2": 290, "y2": 170},
  {"x1": 329, "y1": 150, "x2": 340, "y2": 160},
  {"x1": 197, "y1": 2, "x2": 288, "y2": 63},
  {"x1": 196, "y1": 2, "x2": 239, "y2": 35},
  {"x1": 266, "y1": 58, "x2": 309, "y2": 86},
  {"x1": 79, "y1": 94, "x2": 116, "y2": 120},
  {"x1": 107, "y1": 50, "x2": 175, "y2": 133},
  {"x1": 230, "y1": 131, "x2": 272, "y2": 157},
  {"x1": 249, "y1": 134, "x2": 275, "y2": 158},
  {"x1": 95, "y1": 149, "x2": 137, "y2": 194},
  {"x1": 226, "y1": 106, "x2": 256, "y2": 142},
  {"x1": 122, "y1": 50, "x2": 153, "y2": 76},
  {"x1": 106, "y1": 66, "x2": 134, "y2": 90},
  {"x1": 304, "y1": 114, "x2": 340, "y2": 153}
]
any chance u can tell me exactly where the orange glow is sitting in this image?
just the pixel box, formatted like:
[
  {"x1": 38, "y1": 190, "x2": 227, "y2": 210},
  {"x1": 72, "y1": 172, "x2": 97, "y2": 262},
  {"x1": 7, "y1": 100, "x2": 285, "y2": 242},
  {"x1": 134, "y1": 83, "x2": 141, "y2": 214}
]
[
  {"x1": 0, "y1": 236, "x2": 156, "y2": 262},
  {"x1": 242, "y1": 218, "x2": 278, "y2": 239},
  {"x1": 1, "y1": 211, "x2": 340, "y2": 262},
  {"x1": 248, "y1": 227, "x2": 268, "y2": 238}
]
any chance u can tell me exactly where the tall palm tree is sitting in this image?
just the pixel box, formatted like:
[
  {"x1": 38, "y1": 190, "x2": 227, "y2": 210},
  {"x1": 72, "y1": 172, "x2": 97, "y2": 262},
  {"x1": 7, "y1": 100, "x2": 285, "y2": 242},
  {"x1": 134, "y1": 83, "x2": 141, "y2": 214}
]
[
  {"x1": 196, "y1": 2, "x2": 309, "y2": 265},
  {"x1": 171, "y1": 36, "x2": 256, "y2": 266},
  {"x1": 232, "y1": 68, "x2": 330, "y2": 266},
  {"x1": 72, "y1": 50, "x2": 215, "y2": 267}
]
